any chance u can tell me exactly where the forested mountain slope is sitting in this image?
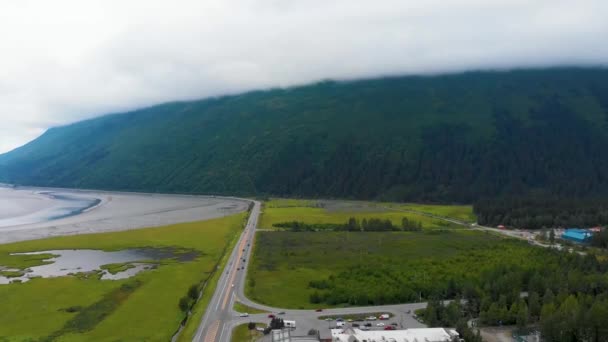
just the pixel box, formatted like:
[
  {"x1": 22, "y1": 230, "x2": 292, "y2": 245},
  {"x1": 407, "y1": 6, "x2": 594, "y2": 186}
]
[{"x1": 1, "y1": 68, "x2": 608, "y2": 203}]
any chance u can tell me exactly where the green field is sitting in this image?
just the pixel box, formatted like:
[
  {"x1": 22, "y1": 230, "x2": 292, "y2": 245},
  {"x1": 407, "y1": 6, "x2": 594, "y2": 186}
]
[
  {"x1": 260, "y1": 199, "x2": 466, "y2": 230},
  {"x1": 389, "y1": 203, "x2": 476, "y2": 222},
  {"x1": 246, "y1": 230, "x2": 550, "y2": 309},
  {"x1": 0, "y1": 213, "x2": 246, "y2": 341}
]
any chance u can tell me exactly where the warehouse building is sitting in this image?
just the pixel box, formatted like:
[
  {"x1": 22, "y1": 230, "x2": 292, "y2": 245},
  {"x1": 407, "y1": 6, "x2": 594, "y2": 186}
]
[{"x1": 330, "y1": 327, "x2": 459, "y2": 342}]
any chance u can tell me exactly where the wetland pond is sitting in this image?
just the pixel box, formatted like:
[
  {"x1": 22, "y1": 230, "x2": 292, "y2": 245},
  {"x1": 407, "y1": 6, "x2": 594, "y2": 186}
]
[{"x1": 0, "y1": 247, "x2": 198, "y2": 284}]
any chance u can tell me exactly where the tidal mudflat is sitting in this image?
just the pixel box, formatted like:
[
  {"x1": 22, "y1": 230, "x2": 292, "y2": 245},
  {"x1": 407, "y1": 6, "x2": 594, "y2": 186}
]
[{"x1": 0, "y1": 186, "x2": 248, "y2": 243}]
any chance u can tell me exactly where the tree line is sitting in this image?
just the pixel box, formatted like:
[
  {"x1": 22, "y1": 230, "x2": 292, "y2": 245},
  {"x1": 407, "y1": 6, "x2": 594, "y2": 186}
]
[
  {"x1": 273, "y1": 217, "x2": 422, "y2": 232},
  {"x1": 474, "y1": 196, "x2": 608, "y2": 229},
  {"x1": 418, "y1": 251, "x2": 608, "y2": 341}
]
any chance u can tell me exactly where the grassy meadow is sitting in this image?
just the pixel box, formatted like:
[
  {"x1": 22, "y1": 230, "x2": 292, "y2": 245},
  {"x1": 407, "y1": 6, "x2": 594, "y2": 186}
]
[
  {"x1": 0, "y1": 213, "x2": 246, "y2": 341},
  {"x1": 246, "y1": 230, "x2": 550, "y2": 309},
  {"x1": 259, "y1": 198, "x2": 471, "y2": 230},
  {"x1": 231, "y1": 323, "x2": 264, "y2": 342}
]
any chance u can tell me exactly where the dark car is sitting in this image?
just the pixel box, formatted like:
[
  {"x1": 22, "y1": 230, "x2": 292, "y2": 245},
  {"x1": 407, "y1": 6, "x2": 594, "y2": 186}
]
[
  {"x1": 384, "y1": 326, "x2": 396, "y2": 330},
  {"x1": 268, "y1": 314, "x2": 275, "y2": 318},
  {"x1": 391, "y1": 322, "x2": 398, "y2": 326},
  {"x1": 336, "y1": 318, "x2": 344, "y2": 322},
  {"x1": 352, "y1": 323, "x2": 360, "y2": 328},
  {"x1": 315, "y1": 309, "x2": 323, "y2": 312},
  {"x1": 364, "y1": 323, "x2": 372, "y2": 327},
  {"x1": 278, "y1": 311, "x2": 285, "y2": 315}
]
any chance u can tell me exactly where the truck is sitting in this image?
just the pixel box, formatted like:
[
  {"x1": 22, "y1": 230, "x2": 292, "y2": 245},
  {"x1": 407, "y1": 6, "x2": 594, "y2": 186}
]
[{"x1": 284, "y1": 320, "x2": 296, "y2": 329}]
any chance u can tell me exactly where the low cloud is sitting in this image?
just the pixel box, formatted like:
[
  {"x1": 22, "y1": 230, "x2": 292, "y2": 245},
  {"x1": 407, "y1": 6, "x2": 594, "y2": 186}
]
[{"x1": 1, "y1": 0, "x2": 607, "y2": 153}]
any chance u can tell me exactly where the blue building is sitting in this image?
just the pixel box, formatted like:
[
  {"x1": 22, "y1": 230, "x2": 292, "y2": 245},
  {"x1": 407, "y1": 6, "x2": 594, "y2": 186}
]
[{"x1": 561, "y1": 229, "x2": 592, "y2": 243}]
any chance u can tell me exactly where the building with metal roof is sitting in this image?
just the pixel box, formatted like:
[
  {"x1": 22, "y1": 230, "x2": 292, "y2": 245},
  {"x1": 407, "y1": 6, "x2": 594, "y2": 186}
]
[
  {"x1": 330, "y1": 327, "x2": 459, "y2": 342},
  {"x1": 561, "y1": 228, "x2": 592, "y2": 243}
]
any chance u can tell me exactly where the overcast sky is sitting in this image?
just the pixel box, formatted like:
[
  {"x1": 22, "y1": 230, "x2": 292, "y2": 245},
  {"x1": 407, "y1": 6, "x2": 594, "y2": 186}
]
[{"x1": 1, "y1": 0, "x2": 607, "y2": 153}]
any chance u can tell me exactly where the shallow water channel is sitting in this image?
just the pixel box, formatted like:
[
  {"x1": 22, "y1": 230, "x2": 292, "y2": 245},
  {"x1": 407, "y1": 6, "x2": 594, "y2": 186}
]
[{"x1": 0, "y1": 248, "x2": 196, "y2": 284}]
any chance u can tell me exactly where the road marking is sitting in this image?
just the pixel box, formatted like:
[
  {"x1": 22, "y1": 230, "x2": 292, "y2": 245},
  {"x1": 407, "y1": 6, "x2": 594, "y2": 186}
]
[{"x1": 204, "y1": 320, "x2": 220, "y2": 342}]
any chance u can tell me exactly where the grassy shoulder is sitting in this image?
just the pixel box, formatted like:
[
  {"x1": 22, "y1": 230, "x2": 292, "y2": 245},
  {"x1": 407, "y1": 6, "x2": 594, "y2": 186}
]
[
  {"x1": 260, "y1": 199, "x2": 466, "y2": 230},
  {"x1": 0, "y1": 213, "x2": 246, "y2": 341},
  {"x1": 246, "y1": 230, "x2": 551, "y2": 309},
  {"x1": 233, "y1": 301, "x2": 269, "y2": 314},
  {"x1": 231, "y1": 323, "x2": 264, "y2": 342}
]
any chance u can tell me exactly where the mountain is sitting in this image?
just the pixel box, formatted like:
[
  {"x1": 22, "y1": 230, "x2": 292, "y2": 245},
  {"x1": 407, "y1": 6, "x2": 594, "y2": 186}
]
[{"x1": 1, "y1": 68, "x2": 608, "y2": 202}]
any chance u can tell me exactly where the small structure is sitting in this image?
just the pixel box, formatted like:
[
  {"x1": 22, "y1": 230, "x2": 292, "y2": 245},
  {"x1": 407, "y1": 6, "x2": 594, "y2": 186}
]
[{"x1": 561, "y1": 229, "x2": 592, "y2": 243}]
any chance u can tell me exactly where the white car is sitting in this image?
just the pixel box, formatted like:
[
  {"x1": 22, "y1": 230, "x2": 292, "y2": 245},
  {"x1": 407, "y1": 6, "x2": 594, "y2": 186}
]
[
  {"x1": 366, "y1": 316, "x2": 377, "y2": 321},
  {"x1": 239, "y1": 313, "x2": 249, "y2": 317},
  {"x1": 376, "y1": 322, "x2": 385, "y2": 327}
]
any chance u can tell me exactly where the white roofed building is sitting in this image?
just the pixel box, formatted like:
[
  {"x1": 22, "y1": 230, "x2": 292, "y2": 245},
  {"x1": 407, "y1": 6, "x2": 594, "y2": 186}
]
[{"x1": 330, "y1": 327, "x2": 459, "y2": 342}]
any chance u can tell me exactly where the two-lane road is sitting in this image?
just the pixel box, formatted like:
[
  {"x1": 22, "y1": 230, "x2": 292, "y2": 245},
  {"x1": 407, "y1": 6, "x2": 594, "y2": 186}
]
[{"x1": 193, "y1": 201, "x2": 260, "y2": 342}]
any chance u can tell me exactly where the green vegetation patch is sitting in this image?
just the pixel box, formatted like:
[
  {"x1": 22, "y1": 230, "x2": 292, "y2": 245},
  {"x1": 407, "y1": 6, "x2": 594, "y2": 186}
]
[
  {"x1": 0, "y1": 252, "x2": 57, "y2": 270},
  {"x1": 99, "y1": 262, "x2": 136, "y2": 275},
  {"x1": 0, "y1": 213, "x2": 246, "y2": 341},
  {"x1": 246, "y1": 230, "x2": 552, "y2": 309},
  {"x1": 0, "y1": 270, "x2": 25, "y2": 278},
  {"x1": 44, "y1": 280, "x2": 142, "y2": 341}
]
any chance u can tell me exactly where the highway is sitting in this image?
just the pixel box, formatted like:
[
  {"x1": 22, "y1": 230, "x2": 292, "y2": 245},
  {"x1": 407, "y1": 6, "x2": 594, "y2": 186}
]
[
  {"x1": 192, "y1": 200, "x2": 428, "y2": 341},
  {"x1": 193, "y1": 201, "x2": 261, "y2": 342}
]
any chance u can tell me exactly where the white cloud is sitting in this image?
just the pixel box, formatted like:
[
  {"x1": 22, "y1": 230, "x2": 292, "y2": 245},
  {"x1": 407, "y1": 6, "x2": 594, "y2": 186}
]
[{"x1": 1, "y1": 0, "x2": 607, "y2": 153}]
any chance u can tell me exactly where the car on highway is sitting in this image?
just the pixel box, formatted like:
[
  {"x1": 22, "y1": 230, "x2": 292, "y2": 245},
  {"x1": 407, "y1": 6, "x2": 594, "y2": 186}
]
[
  {"x1": 239, "y1": 313, "x2": 249, "y2": 317},
  {"x1": 315, "y1": 309, "x2": 323, "y2": 312},
  {"x1": 384, "y1": 325, "x2": 396, "y2": 330},
  {"x1": 361, "y1": 326, "x2": 370, "y2": 331},
  {"x1": 366, "y1": 316, "x2": 377, "y2": 321},
  {"x1": 268, "y1": 314, "x2": 275, "y2": 318},
  {"x1": 352, "y1": 323, "x2": 360, "y2": 328},
  {"x1": 347, "y1": 319, "x2": 353, "y2": 322},
  {"x1": 336, "y1": 318, "x2": 344, "y2": 322},
  {"x1": 391, "y1": 322, "x2": 398, "y2": 326},
  {"x1": 325, "y1": 318, "x2": 333, "y2": 321},
  {"x1": 278, "y1": 311, "x2": 285, "y2": 315},
  {"x1": 376, "y1": 322, "x2": 385, "y2": 327},
  {"x1": 364, "y1": 323, "x2": 372, "y2": 327}
]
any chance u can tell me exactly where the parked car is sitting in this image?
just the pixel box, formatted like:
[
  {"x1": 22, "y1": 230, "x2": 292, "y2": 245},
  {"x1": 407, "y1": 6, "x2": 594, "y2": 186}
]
[
  {"x1": 376, "y1": 322, "x2": 385, "y2": 327},
  {"x1": 336, "y1": 318, "x2": 344, "y2": 322},
  {"x1": 347, "y1": 319, "x2": 353, "y2": 322},
  {"x1": 239, "y1": 313, "x2": 249, "y2": 317},
  {"x1": 384, "y1": 326, "x2": 396, "y2": 330}
]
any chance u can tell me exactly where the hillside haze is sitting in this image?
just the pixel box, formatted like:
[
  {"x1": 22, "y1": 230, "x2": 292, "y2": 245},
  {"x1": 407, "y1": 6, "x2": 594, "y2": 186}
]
[{"x1": 1, "y1": 68, "x2": 608, "y2": 202}]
